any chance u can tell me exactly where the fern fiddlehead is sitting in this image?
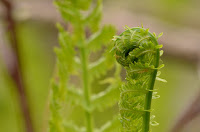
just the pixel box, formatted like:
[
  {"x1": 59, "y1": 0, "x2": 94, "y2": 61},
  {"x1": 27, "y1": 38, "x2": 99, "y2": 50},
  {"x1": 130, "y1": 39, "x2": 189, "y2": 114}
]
[{"x1": 112, "y1": 26, "x2": 164, "y2": 132}]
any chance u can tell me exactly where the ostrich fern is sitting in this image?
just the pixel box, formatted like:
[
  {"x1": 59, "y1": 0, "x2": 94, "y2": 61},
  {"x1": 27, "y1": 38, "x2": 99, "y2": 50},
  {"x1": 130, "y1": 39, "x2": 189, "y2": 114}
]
[
  {"x1": 49, "y1": 0, "x2": 121, "y2": 132},
  {"x1": 112, "y1": 26, "x2": 165, "y2": 132}
]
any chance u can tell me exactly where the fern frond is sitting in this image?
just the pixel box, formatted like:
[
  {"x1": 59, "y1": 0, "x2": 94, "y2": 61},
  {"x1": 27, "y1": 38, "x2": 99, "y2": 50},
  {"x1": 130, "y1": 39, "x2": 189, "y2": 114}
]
[
  {"x1": 55, "y1": 24, "x2": 76, "y2": 75},
  {"x1": 128, "y1": 62, "x2": 153, "y2": 74},
  {"x1": 84, "y1": 0, "x2": 102, "y2": 32},
  {"x1": 89, "y1": 54, "x2": 114, "y2": 80},
  {"x1": 65, "y1": 85, "x2": 95, "y2": 112},
  {"x1": 68, "y1": 0, "x2": 91, "y2": 10},
  {"x1": 157, "y1": 32, "x2": 163, "y2": 39},
  {"x1": 156, "y1": 77, "x2": 167, "y2": 82},
  {"x1": 129, "y1": 42, "x2": 156, "y2": 59},
  {"x1": 66, "y1": 86, "x2": 84, "y2": 106},
  {"x1": 51, "y1": 0, "x2": 121, "y2": 131},
  {"x1": 89, "y1": 57, "x2": 106, "y2": 79},
  {"x1": 91, "y1": 83, "x2": 120, "y2": 111},
  {"x1": 96, "y1": 116, "x2": 120, "y2": 132},
  {"x1": 54, "y1": 1, "x2": 82, "y2": 24},
  {"x1": 113, "y1": 27, "x2": 164, "y2": 131},
  {"x1": 63, "y1": 121, "x2": 85, "y2": 132},
  {"x1": 49, "y1": 80, "x2": 65, "y2": 132},
  {"x1": 87, "y1": 25, "x2": 116, "y2": 51}
]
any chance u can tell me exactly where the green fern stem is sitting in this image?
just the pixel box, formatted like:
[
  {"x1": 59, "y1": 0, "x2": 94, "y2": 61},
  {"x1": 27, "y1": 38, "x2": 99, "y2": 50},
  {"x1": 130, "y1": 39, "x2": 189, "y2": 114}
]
[
  {"x1": 80, "y1": 47, "x2": 93, "y2": 132},
  {"x1": 79, "y1": 27, "x2": 93, "y2": 132},
  {"x1": 143, "y1": 33, "x2": 160, "y2": 132},
  {"x1": 113, "y1": 27, "x2": 162, "y2": 132}
]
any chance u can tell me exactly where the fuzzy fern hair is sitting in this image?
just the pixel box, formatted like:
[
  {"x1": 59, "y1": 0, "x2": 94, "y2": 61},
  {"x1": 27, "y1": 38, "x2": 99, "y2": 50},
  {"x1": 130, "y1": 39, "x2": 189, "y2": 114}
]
[{"x1": 112, "y1": 26, "x2": 165, "y2": 132}]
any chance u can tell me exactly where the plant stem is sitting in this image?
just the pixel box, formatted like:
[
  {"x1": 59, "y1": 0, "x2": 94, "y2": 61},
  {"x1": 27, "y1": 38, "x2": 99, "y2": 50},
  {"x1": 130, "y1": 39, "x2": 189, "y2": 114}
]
[
  {"x1": 143, "y1": 69, "x2": 158, "y2": 132},
  {"x1": 0, "y1": 0, "x2": 34, "y2": 132},
  {"x1": 143, "y1": 34, "x2": 160, "y2": 132},
  {"x1": 79, "y1": 27, "x2": 93, "y2": 132}
]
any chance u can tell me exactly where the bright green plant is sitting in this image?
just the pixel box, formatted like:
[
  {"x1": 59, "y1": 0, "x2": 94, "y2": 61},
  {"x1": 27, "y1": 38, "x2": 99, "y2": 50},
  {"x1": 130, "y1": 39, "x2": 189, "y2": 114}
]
[
  {"x1": 49, "y1": 0, "x2": 122, "y2": 132},
  {"x1": 112, "y1": 26, "x2": 165, "y2": 132}
]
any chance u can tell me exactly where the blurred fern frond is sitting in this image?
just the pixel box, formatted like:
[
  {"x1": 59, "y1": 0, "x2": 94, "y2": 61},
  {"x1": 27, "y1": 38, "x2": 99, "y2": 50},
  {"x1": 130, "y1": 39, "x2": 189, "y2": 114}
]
[{"x1": 49, "y1": 0, "x2": 121, "y2": 132}]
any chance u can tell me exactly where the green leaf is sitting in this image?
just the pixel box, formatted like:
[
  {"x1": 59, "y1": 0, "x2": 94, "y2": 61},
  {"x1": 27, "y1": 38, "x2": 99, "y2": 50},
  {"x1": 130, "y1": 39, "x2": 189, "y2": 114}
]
[
  {"x1": 99, "y1": 77, "x2": 116, "y2": 84},
  {"x1": 152, "y1": 92, "x2": 160, "y2": 99},
  {"x1": 129, "y1": 42, "x2": 156, "y2": 59},
  {"x1": 65, "y1": 85, "x2": 93, "y2": 112},
  {"x1": 63, "y1": 121, "x2": 84, "y2": 132},
  {"x1": 156, "y1": 71, "x2": 161, "y2": 76},
  {"x1": 84, "y1": 0, "x2": 102, "y2": 32},
  {"x1": 65, "y1": 86, "x2": 89, "y2": 109},
  {"x1": 66, "y1": 86, "x2": 83, "y2": 104},
  {"x1": 55, "y1": 49, "x2": 68, "y2": 81},
  {"x1": 155, "y1": 44, "x2": 163, "y2": 49},
  {"x1": 153, "y1": 32, "x2": 156, "y2": 37},
  {"x1": 55, "y1": 1, "x2": 82, "y2": 24},
  {"x1": 157, "y1": 32, "x2": 163, "y2": 39},
  {"x1": 87, "y1": 25, "x2": 116, "y2": 51},
  {"x1": 157, "y1": 64, "x2": 165, "y2": 69},
  {"x1": 97, "y1": 116, "x2": 120, "y2": 132},
  {"x1": 52, "y1": 0, "x2": 122, "y2": 131},
  {"x1": 160, "y1": 50, "x2": 164, "y2": 56},
  {"x1": 89, "y1": 46, "x2": 115, "y2": 80},
  {"x1": 69, "y1": 0, "x2": 92, "y2": 10},
  {"x1": 91, "y1": 83, "x2": 120, "y2": 111},
  {"x1": 156, "y1": 77, "x2": 167, "y2": 82},
  {"x1": 89, "y1": 57, "x2": 107, "y2": 79},
  {"x1": 55, "y1": 24, "x2": 76, "y2": 74},
  {"x1": 49, "y1": 80, "x2": 65, "y2": 132},
  {"x1": 128, "y1": 62, "x2": 153, "y2": 73}
]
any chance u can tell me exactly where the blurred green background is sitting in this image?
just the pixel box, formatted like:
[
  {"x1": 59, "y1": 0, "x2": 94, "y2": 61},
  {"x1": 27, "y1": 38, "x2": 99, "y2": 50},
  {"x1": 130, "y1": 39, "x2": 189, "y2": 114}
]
[{"x1": 0, "y1": 0, "x2": 200, "y2": 132}]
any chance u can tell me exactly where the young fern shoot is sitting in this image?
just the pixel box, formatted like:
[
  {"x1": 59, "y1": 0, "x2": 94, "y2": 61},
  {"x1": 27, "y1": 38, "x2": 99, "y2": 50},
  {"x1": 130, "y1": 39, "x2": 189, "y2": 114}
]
[
  {"x1": 49, "y1": 0, "x2": 122, "y2": 132},
  {"x1": 112, "y1": 26, "x2": 164, "y2": 132}
]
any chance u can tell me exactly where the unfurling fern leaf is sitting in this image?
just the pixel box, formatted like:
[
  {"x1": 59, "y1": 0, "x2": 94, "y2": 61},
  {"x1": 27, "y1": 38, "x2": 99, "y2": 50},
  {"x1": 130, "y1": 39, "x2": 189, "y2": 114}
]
[{"x1": 113, "y1": 26, "x2": 165, "y2": 132}]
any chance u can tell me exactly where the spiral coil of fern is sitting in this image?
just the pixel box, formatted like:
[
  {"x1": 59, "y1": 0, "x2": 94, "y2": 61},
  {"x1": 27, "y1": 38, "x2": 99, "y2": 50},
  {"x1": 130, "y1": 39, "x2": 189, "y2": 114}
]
[{"x1": 113, "y1": 26, "x2": 162, "y2": 132}]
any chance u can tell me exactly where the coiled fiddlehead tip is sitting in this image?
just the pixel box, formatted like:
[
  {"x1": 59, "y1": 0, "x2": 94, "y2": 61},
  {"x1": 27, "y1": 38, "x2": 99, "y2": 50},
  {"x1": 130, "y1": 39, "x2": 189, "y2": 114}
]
[
  {"x1": 112, "y1": 26, "x2": 159, "y2": 68},
  {"x1": 113, "y1": 26, "x2": 162, "y2": 131}
]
